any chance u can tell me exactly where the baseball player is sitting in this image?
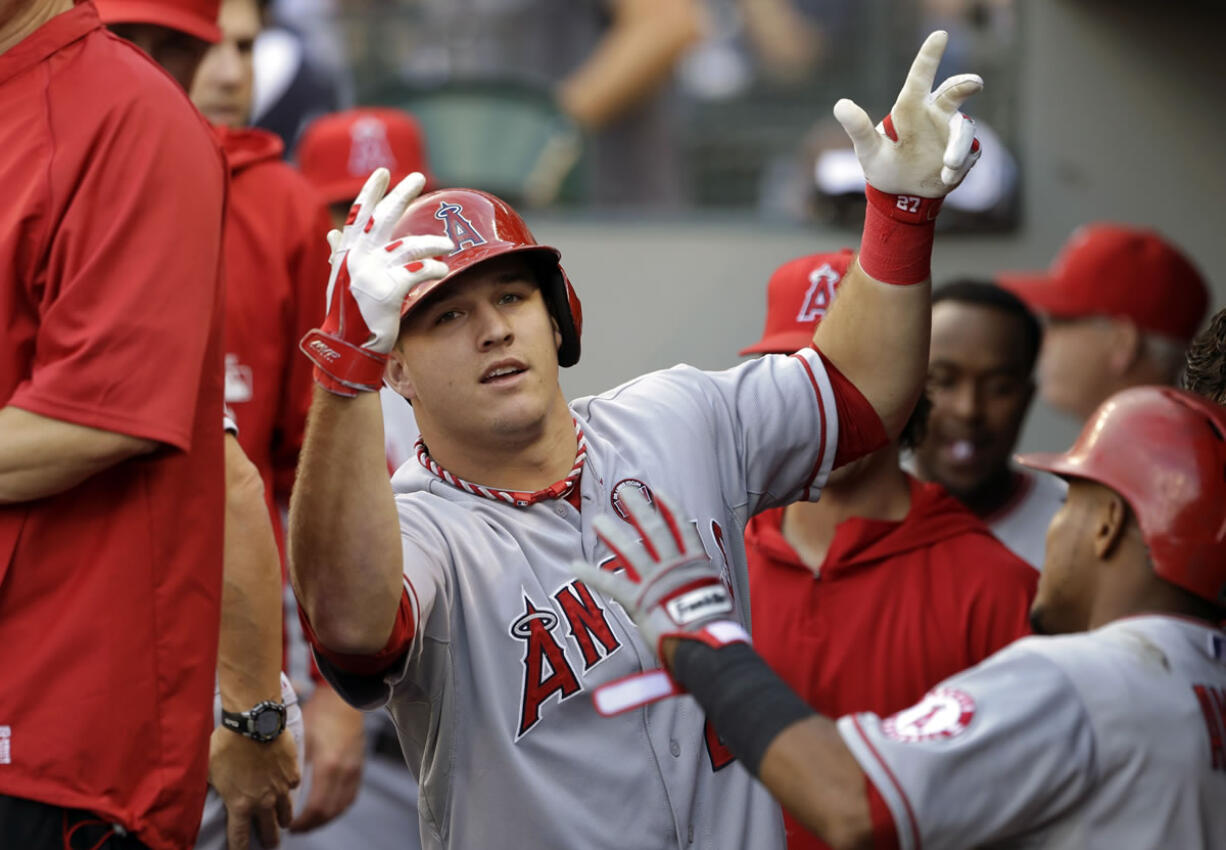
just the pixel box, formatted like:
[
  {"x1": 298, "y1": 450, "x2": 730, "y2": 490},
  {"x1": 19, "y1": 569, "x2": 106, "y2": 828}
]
[
  {"x1": 288, "y1": 31, "x2": 982, "y2": 849},
  {"x1": 0, "y1": 1, "x2": 226, "y2": 847},
  {"x1": 740, "y1": 257, "x2": 1036, "y2": 850},
  {"x1": 572, "y1": 384, "x2": 1226, "y2": 849},
  {"x1": 1182, "y1": 305, "x2": 1226, "y2": 405},
  {"x1": 910, "y1": 280, "x2": 1066, "y2": 569}
]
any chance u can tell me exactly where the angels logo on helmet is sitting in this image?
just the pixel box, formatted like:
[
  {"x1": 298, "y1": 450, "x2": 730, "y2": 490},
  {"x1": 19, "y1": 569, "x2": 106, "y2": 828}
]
[{"x1": 434, "y1": 201, "x2": 487, "y2": 255}]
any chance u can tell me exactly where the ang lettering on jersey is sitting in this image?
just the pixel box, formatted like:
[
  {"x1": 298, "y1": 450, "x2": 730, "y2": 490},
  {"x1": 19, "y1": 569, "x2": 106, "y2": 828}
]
[{"x1": 510, "y1": 580, "x2": 620, "y2": 739}]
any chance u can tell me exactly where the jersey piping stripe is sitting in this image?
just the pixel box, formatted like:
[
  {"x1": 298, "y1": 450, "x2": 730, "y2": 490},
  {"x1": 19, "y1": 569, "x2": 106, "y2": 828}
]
[
  {"x1": 414, "y1": 418, "x2": 587, "y2": 507},
  {"x1": 791, "y1": 349, "x2": 832, "y2": 499},
  {"x1": 851, "y1": 714, "x2": 922, "y2": 850},
  {"x1": 403, "y1": 575, "x2": 421, "y2": 640}
]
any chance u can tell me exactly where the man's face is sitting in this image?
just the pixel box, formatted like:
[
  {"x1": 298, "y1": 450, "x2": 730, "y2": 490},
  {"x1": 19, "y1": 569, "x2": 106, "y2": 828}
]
[
  {"x1": 1036, "y1": 317, "x2": 1119, "y2": 421},
  {"x1": 189, "y1": 0, "x2": 259, "y2": 127},
  {"x1": 108, "y1": 22, "x2": 209, "y2": 90},
  {"x1": 1029, "y1": 479, "x2": 1105, "y2": 635},
  {"x1": 914, "y1": 301, "x2": 1034, "y2": 500},
  {"x1": 390, "y1": 255, "x2": 565, "y2": 443}
]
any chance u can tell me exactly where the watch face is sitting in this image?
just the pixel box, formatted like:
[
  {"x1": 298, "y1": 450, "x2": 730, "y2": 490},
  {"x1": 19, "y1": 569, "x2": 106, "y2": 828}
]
[{"x1": 254, "y1": 708, "x2": 283, "y2": 736}]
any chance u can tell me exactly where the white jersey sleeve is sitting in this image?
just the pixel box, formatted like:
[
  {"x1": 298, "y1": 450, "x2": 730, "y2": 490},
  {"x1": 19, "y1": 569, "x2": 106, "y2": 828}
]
[
  {"x1": 574, "y1": 347, "x2": 839, "y2": 515},
  {"x1": 837, "y1": 641, "x2": 1096, "y2": 850}
]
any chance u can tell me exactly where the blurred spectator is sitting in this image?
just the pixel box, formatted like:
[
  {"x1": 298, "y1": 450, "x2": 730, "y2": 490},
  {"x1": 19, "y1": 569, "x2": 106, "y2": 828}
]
[
  {"x1": 298, "y1": 106, "x2": 433, "y2": 226},
  {"x1": 1000, "y1": 224, "x2": 1210, "y2": 422},
  {"x1": 250, "y1": 12, "x2": 343, "y2": 152},
  {"x1": 910, "y1": 281, "x2": 1065, "y2": 570},
  {"x1": 742, "y1": 254, "x2": 1036, "y2": 850},
  {"x1": 1181, "y1": 306, "x2": 1226, "y2": 405},
  {"x1": 0, "y1": 1, "x2": 226, "y2": 846},
  {"x1": 372, "y1": 0, "x2": 705, "y2": 207}
]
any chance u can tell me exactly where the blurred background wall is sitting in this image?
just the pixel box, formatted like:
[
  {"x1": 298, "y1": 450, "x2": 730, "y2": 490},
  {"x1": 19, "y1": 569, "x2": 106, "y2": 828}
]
[{"x1": 529, "y1": 0, "x2": 1226, "y2": 453}]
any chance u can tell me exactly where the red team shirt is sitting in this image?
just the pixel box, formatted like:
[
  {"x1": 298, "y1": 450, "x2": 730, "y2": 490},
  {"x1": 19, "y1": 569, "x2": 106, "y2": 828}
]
[
  {"x1": 213, "y1": 124, "x2": 330, "y2": 522},
  {"x1": 0, "y1": 4, "x2": 227, "y2": 848},
  {"x1": 747, "y1": 477, "x2": 1037, "y2": 850}
]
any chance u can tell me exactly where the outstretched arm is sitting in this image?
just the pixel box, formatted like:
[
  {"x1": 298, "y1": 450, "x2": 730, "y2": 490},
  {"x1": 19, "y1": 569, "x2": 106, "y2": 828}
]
[
  {"x1": 813, "y1": 31, "x2": 982, "y2": 439},
  {"x1": 571, "y1": 487, "x2": 873, "y2": 849},
  {"x1": 290, "y1": 169, "x2": 453, "y2": 655}
]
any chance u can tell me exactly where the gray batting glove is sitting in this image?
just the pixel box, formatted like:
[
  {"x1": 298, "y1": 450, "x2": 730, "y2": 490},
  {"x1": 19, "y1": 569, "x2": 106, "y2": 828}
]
[{"x1": 570, "y1": 487, "x2": 748, "y2": 664}]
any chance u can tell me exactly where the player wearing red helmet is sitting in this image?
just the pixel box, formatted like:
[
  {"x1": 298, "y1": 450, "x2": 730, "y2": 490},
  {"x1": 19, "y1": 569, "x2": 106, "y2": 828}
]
[
  {"x1": 570, "y1": 385, "x2": 1226, "y2": 849},
  {"x1": 290, "y1": 31, "x2": 983, "y2": 850}
]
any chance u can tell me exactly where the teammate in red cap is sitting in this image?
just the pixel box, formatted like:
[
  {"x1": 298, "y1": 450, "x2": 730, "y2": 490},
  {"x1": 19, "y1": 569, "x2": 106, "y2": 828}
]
[
  {"x1": 573, "y1": 384, "x2": 1226, "y2": 849},
  {"x1": 298, "y1": 108, "x2": 434, "y2": 228},
  {"x1": 741, "y1": 253, "x2": 1035, "y2": 850},
  {"x1": 288, "y1": 31, "x2": 984, "y2": 849},
  {"x1": 1000, "y1": 223, "x2": 1211, "y2": 422},
  {"x1": 0, "y1": 1, "x2": 226, "y2": 847}
]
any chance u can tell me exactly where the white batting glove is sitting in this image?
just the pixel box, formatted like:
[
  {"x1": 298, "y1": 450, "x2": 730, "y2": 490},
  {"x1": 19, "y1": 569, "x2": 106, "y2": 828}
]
[
  {"x1": 833, "y1": 31, "x2": 982, "y2": 199},
  {"x1": 571, "y1": 486, "x2": 748, "y2": 670},
  {"x1": 301, "y1": 169, "x2": 453, "y2": 396}
]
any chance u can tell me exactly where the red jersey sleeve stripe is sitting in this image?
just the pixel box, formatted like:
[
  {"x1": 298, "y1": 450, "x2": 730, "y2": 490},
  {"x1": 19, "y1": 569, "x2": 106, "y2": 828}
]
[
  {"x1": 851, "y1": 715, "x2": 922, "y2": 850},
  {"x1": 865, "y1": 774, "x2": 903, "y2": 850},
  {"x1": 789, "y1": 348, "x2": 833, "y2": 498},
  {"x1": 299, "y1": 584, "x2": 417, "y2": 676}
]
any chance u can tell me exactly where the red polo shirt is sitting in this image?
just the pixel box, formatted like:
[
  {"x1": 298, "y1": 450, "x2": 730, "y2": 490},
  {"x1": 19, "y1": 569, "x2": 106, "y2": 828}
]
[
  {"x1": 747, "y1": 476, "x2": 1036, "y2": 850},
  {"x1": 0, "y1": 4, "x2": 226, "y2": 848},
  {"x1": 214, "y1": 125, "x2": 330, "y2": 522}
]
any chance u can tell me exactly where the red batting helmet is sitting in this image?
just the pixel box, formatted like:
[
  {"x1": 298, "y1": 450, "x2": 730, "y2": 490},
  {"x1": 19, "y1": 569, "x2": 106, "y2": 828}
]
[
  {"x1": 392, "y1": 188, "x2": 582, "y2": 367},
  {"x1": 1018, "y1": 386, "x2": 1226, "y2": 605}
]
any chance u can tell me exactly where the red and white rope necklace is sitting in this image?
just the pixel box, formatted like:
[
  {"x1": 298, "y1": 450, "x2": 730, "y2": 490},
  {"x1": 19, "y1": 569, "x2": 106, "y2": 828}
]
[{"x1": 415, "y1": 418, "x2": 587, "y2": 507}]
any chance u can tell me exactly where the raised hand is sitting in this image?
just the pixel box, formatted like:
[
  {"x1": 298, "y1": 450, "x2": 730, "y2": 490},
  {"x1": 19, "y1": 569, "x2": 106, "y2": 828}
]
[
  {"x1": 300, "y1": 169, "x2": 453, "y2": 396},
  {"x1": 833, "y1": 31, "x2": 982, "y2": 200}
]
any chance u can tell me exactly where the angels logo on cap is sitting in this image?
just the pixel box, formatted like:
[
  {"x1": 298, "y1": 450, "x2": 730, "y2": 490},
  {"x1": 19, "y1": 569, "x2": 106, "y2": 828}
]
[
  {"x1": 348, "y1": 117, "x2": 397, "y2": 178},
  {"x1": 796, "y1": 263, "x2": 841, "y2": 323},
  {"x1": 434, "y1": 202, "x2": 488, "y2": 254},
  {"x1": 881, "y1": 687, "x2": 976, "y2": 742},
  {"x1": 610, "y1": 479, "x2": 655, "y2": 521}
]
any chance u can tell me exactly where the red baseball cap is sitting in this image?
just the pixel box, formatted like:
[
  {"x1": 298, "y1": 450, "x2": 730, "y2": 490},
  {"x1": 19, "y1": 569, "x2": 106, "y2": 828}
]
[
  {"x1": 740, "y1": 249, "x2": 854, "y2": 355},
  {"x1": 297, "y1": 108, "x2": 433, "y2": 205},
  {"x1": 999, "y1": 223, "x2": 1209, "y2": 342},
  {"x1": 95, "y1": 0, "x2": 221, "y2": 44}
]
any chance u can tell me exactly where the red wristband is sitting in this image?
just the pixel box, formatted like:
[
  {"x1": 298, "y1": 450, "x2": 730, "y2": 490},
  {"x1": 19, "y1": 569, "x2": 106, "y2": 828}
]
[
  {"x1": 858, "y1": 184, "x2": 942, "y2": 286},
  {"x1": 300, "y1": 329, "x2": 388, "y2": 396}
]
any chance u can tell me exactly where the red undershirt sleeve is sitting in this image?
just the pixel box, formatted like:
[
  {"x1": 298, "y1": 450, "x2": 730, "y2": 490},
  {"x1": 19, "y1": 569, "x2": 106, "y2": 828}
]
[
  {"x1": 865, "y1": 774, "x2": 903, "y2": 850},
  {"x1": 297, "y1": 586, "x2": 417, "y2": 676},
  {"x1": 812, "y1": 347, "x2": 890, "y2": 468}
]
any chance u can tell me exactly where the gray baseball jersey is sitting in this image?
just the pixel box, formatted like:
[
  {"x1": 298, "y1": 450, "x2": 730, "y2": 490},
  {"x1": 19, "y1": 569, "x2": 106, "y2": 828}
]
[
  {"x1": 986, "y1": 467, "x2": 1066, "y2": 571},
  {"x1": 838, "y1": 615, "x2": 1226, "y2": 849},
  {"x1": 316, "y1": 348, "x2": 840, "y2": 850}
]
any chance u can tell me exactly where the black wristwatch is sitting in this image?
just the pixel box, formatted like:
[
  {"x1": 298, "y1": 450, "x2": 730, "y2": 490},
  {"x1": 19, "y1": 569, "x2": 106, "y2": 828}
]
[{"x1": 220, "y1": 700, "x2": 287, "y2": 743}]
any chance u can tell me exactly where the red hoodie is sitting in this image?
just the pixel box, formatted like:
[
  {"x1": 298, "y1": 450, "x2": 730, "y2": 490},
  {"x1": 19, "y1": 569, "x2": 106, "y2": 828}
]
[
  {"x1": 213, "y1": 126, "x2": 332, "y2": 526},
  {"x1": 747, "y1": 475, "x2": 1036, "y2": 850}
]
